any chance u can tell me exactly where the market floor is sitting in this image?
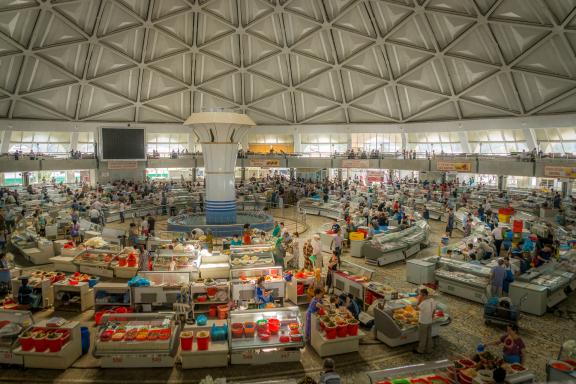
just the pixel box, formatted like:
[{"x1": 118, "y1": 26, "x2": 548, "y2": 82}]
[{"x1": 2, "y1": 210, "x2": 575, "y2": 384}]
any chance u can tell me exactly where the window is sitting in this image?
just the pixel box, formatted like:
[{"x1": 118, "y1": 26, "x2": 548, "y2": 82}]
[
  {"x1": 301, "y1": 134, "x2": 348, "y2": 157},
  {"x1": 3, "y1": 172, "x2": 22, "y2": 186},
  {"x1": 10, "y1": 131, "x2": 71, "y2": 154},
  {"x1": 407, "y1": 132, "x2": 461, "y2": 154},
  {"x1": 78, "y1": 132, "x2": 95, "y2": 153},
  {"x1": 147, "y1": 133, "x2": 188, "y2": 154},
  {"x1": 534, "y1": 127, "x2": 576, "y2": 155},
  {"x1": 351, "y1": 133, "x2": 402, "y2": 153},
  {"x1": 468, "y1": 129, "x2": 527, "y2": 155}
]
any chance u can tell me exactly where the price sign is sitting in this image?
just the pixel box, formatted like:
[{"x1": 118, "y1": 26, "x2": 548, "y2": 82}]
[
  {"x1": 151, "y1": 355, "x2": 162, "y2": 362},
  {"x1": 112, "y1": 355, "x2": 124, "y2": 364}
]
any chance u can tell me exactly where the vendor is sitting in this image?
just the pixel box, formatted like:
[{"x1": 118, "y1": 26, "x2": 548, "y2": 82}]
[
  {"x1": 306, "y1": 288, "x2": 324, "y2": 342},
  {"x1": 255, "y1": 276, "x2": 274, "y2": 308},
  {"x1": 338, "y1": 293, "x2": 360, "y2": 319},
  {"x1": 242, "y1": 224, "x2": 252, "y2": 245},
  {"x1": 0, "y1": 253, "x2": 11, "y2": 288},
  {"x1": 486, "y1": 325, "x2": 526, "y2": 364},
  {"x1": 128, "y1": 223, "x2": 139, "y2": 247},
  {"x1": 17, "y1": 276, "x2": 41, "y2": 310},
  {"x1": 191, "y1": 228, "x2": 204, "y2": 240},
  {"x1": 230, "y1": 234, "x2": 242, "y2": 246}
]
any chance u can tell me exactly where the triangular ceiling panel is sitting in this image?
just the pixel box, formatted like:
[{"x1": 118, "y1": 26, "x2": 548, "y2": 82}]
[
  {"x1": 370, "y1": 0, "x2": 413, "y2": 36},
  {"x1": 298, "y1": 70, "x2": 343, "y2": 102},
  {"x1": 202, "y1": 0, "x2": 239, "y2": 25},
  {"x1": 87, "y1": 106, "x2": 135, "y2": 122},
  {"x1": 87, "y1": 45, "x2": 136, "y2": 78},
  {"x1": 473, "y1": 0, "x2": 499, "y2": 15},
  {"x1": 388, "y1": 14, "x2": 436, "y2": 51},
  {"x1": 199, "y1": 72, "x2": 242, "y2": 104},
  {"x1": 251, "y1": 92, "x2": 293, "y2": 122},
  {"x1": 513, "y1": 71, "x2": 575, "y2": 111},
  {"x1": 117, "y1": 0, "x2": 150, "y2": 19},
  {"x1": 399, "y1": 58, "x2": 451, "y2": 95},
  {"x1": 284, "y1": 0, "x2": 323, "y2": 22},
  {"x1": 289, "y1": 54, "x2": 333, "y2": 85},
  {"x1": 305, "y1": 107, "x2": 348, "y2": 124},
  {"x1": 97, "y1": 1, "x2": 142, "y2": 36},
  {"x1": 36, "y1": 43, "x2": 90, "y2": 77},
  {"x1": 246, "y1": 14, "x2": 284, "y2": 46},
  {"x1": 145, "y1": 91, "x2": 191, "y2": 120},
  {"x1": 22, "y1": 84, "x2": 80, "y2": 118},
  {"x1": 282, "y1": 12, "x2": 321, "y2": 47},
  {"x1": 194, "y1": 54, "x2": 235, "y2": 85},
  {"x1": 490, "y1": 0, "x2": 552, "y2": 25},
  {"x1": 201, "y1": 34, "x2": 241, "y2": 66},
  {"x1": 515, "y1": 35, "x2": 576, "y2": 78},
  {"x1": 0, "y1": 37, "x2": 20, "y2": 56},
  {"x1": 426, "y1": 0, "x2": 477, "y2": 16},
  {"x1": 545, "y1": 0, "x2": 576, "y2": 24},
  {"x1": 462, "y1": 72, "x2": 521, "y2": 112},
  {"x1": 197, "y1": 13, "x2": 235, "y2": 46},
  {"x1": 0, "y1": 98, "x2": 10, "y2": 118},
  {"x1": 447, "y1": 25, "x2": 501, "y2": 65},
  {"x1": 294, "y1": 91, "x2": 340, "y2": 121},
  {"x1": 386, "y1": 44, "x2": 433, "y2": 78},
  {"x1": 140, "y1": 69, "x2": 186, "y2": 101},
  {"x1": 249, "y1": 54, "x2": 290, "y2": 85},
  {"x1": 151, "y1": 0, "x2": 190, "y2": 21},
  {"x1": 0, "y1": 8, "x2": 39, "y2": 46},
  {"x1": 91, "y1": 68, "x2": 139, "y2": 101},
  {"x1": 0, "y1": 0, "x2": 37, "y2": 12},
  {"x1": 410, "y1": 101, "x2": 459, "y2": 121},
  {"x1": 292, "y1": 30, "x2": 334, "y2": 63},
  {"x1": 323, "y1": 0, "x2": 356, "y2": 22},
  {"x1": 444, "y1": 57, "x2": 498, "y2": 93},
  {"x1": 240, "y1": 0, "x2": 273, "y2": 26},
  {"x1": 194, "y1": 91, "x2": 238, "y2": 112},
  {"x1": 351, "y1": 86, "x2": 401, "y2": 119},
  {"x1": 242, "y1": 34, "x2": 281, "y2": 66},
  {"x1": 156, "y1": 11, "x2": 194, "y2": 46},
  {"x1": 348, "y1": 107, "x2": 393, "y2": 123},
  {"x1": 32, "y1": 10, "x2": 86, "y2": 49},
  {"x1": 246, "y1": 109, "x2": 289, "y2": 125},
  {"x1": 244, "y1": 73, "x2": 285, "y2": 104},
  {"x1": 145, "y1": 29, "x2": 188, "y2": 62},
  {"x1": 79, "y1": 85, "x2": 131, "y2": 119},
  {"x1": 489, "y1": 23, "x2": 550, "y2": 63},
  {"x1": 138, "y1": 106, "x2": 181, "y2": 122},
  {"x1": 426, "y1": 12, "x2": 475, "y2": 49},
  {"x1": 398, "y1": 86, "x2": 448, "y2": 118},
  {"x1": 18, "y1": 57, "x2": 75, "y2": 93},
  {"x1": 536, "y1": 93, "x2": 576, "y2": 114},
  {"x1": 459, "y1": 100, "x2": 513, "y2": 117},
  {"x1": 12, "y1": 101, "x2": 63, "y2": 120},
  {"x1": 332, "y1": 28, "x2": 373, "y2": 62},
  {"x1": 101, "y1": 27, "x2": 145, "y2": 62},
  {"x1": 341, "y1": 69, "x2": 387, "y2": 101},
  {"x1": 333, "y1": 3, "x2": 376, "y2": 38},
  {"x1": 53, "y1": 0, "x2": 101, "y2": 34},
  {"x1": 150, "y1": 53, "x2": 193, "y2": 85},
  {"x1": 343, "y1": 45, "x2": 389, "y2": 79},
  {"x1": 0, "y1": 54, "x2": 24, "y2": 92}
]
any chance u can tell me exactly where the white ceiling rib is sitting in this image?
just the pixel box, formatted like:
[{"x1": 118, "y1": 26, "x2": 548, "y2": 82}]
[{"x1": 0, "y1": 0, "x2": 574, "y2": 124}]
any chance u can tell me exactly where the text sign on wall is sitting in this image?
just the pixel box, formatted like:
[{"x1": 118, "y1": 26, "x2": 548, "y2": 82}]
[
  {"x1": 436, "y1": 161, "x2": 472, "y2": 172},
  {"x1": 544, "y1": 166, "x2": 576, "y2": 179},
  {"x1": 248, "y1": 159, "x2": 281, "y2": 167},
  {"x1": 108, "y1": 161, "x2": 138, "y2": 170},
  {"x1": 341, "y1": 159, "x2": 370, "y2": 168}
]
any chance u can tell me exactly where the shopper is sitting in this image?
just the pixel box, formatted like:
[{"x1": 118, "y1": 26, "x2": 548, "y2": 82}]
[
  {"x1": 486, "y1": 325, "x2": 526, "y2": 364},
  {"x1": 318, "y1": 358, "x2": 341, "y2": 384},
  {"x1": 230, "y1": 234, "x2": 242, "y2": 246},
  {"x1": 303, "y1": 239, "x2": 314, "y2": 270},
  {"x1": 492, "y1": 224, "x2": 503, "y2": 256},
  {"x1": 89, "y1": 206, "x2": 101, "y2": 225},
  {"x1": 415, "y1": 288, "x2": 435, "y2": 354},
  {"x1": 272, "y1": 221, "x2": 281, "y2": 237},
  {"x1": 306, "y1": 288, "x2": 324, "y2": 342},
  {"x1": 312, "y1": 234, "x2": 322, "y2": 270},
  {"x1": 70, "y1": 219, "x2": 81, "y2": 245},
  {"x1": 330, "y1": 230, "x2": 342, "y2": 267},
  {"x1": 128, "y1": 223, "x2": 139, "y2": 247},
  {"x1": 119, "y1": 201, "x2": 125, "y2": 223},
  {"x1": 446, "y1": 209, "x2": 454, "y2": 237},
  {"x1": 325, "y1": 251, "x2": 339, "y2": 293},
  {"x1": 489, "y1": 258, "x2": 507, "y2": 297},
  {"x1": 146, "y1": 214, "x2": 156, "y2": 236},
  {"x1": 338, "y1": 293, "x2": 360, "y2": 319},
  {"x1": 242, "y1": 224, "x2": 252, "y2": 245}
]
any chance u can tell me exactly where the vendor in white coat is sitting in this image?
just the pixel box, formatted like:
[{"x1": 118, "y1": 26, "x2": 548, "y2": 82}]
[
  {"x1": 311, "y1": 234, "x2": 322, "y2": 270},
  {"x1": 414, "y1": 288, "x2": 435, "y2": 354}
]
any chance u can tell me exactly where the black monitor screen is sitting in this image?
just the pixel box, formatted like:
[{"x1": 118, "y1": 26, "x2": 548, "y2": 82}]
[{"x1": 101, "y1": 128, "x2": 145, "y2": 160}]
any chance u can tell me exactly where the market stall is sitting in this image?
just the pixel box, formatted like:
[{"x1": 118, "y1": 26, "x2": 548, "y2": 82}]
[
  {"x1": 179, "y1": 319, "x2": 229, "y2": 369},
  {"x1": 310, "y1": 311, "x2": 363, "y2": 357},
  {"x1": 229, "y1": 307, "x2": 305, "y2": 365},
  {"x1": 434, "y1": 258, "x2": 490, "y2": 304},
  {"x1": 10, "y1": 229, "x2": 55, "y2": 265},
  {"x1": 11, "y1": 270, "x2": 61, "y2": 309},
  {"x1": 367, "y1": 360, "x2": 455, "y2": 384},
  {"x1": 132, "y1": 271, "x2": 190, "y2": 312},
  {"x1": 297, "y1": 198, "x2": 343, "y2": 220},
  {"x1": 0, "y1": 309, "x2": 34, "y2": 365},
  {"x1": 547, "y1": 339, "x2": 576, "y2": 383},
  {"x1": 285, "y1": 270, "x2": 317, "y2": 306},
  {"x1": 94, "y1": 312, "x2": 179, "y2": 368},
  {"x1": 53, "y1": 278, "x2": 95, "y2": 312},
  {"x1": 332, "y1": 260, "x2": 374, "y2": 302}
]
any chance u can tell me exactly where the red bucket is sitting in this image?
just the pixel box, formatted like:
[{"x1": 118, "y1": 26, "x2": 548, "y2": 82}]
[
  {"x1": 268, "y1": 318, "x2": 280, "y2": 334},
  {"x1": 217, "y1": 305, "x2": 229, "y2": 319},
  {"x1": 336, "y1": 323, "x2": 348, "y2": 338},
  {"x1": 348, "y1": 321, "x2": 359, "y2": 336},
  {"x1": 208, "y1": 306, "x2": 217, "y2": 317},
  {"x1": 47, "y1": 334, "x2": 63, "y2": 352},
  {"x1": 296, "y1": 284, "x2": 305, "y2": 295},
  {"x1": 325, "y1": 326, "x2": 337, "y2": 339},
  {"x1": 206, "y1": 287, "x2": 218, "y2": 297},
  {"x1": 118, "y1": 258, "x2": 127, "y2": 267},
  {"x1": 19, "y1": 336, "x2": 34, "y2": 351},
  {"x1": 196, "y1": 332, "x2": 210, "y2": 351},
  {"x1": 180, "y1": 334, "x2": 193, "y2": 351},
  {"x1": 33, "y1": 335, "x2": 48, "y2": 352}
]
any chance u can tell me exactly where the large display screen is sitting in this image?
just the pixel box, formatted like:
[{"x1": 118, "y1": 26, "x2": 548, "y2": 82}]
[{"x1": 100, "y1": 128, "x2": 145, "y2": 160}]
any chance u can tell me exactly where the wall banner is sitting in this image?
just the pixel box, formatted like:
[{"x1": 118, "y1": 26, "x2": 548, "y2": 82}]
[
  {"x1": 436, "y1": 161, "x2": 472, "y2": 172},
  {"x1": 108, "y1": 161, "x2": 138, "y2": 170},
  {"x1": 248, "y1": 159, "x2": 281, "y2": 167},
  {"x1": 544, "y1": 166, "x2": 576, "y2": 179},
  {"x1": 341, "y1": 159, "x2": 370, "y2": 168}
]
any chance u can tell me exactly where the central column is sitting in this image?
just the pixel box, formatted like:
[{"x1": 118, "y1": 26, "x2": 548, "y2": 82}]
[{"x1": 184, "y1": 112, "x2": 255, "y2": 225}]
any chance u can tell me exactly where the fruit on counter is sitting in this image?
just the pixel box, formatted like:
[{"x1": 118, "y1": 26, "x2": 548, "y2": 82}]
[
  {"x1": 136, "y1": 329, "x2": 149, "y2": 341},
  {"x1": 100, "y1": 330, "x2": 114, "y2": 342},
  {"x1": 125, "y1": 329, "x2": 137, "y2": 341}
]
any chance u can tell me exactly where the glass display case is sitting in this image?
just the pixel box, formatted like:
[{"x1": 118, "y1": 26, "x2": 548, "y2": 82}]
[
  {"x1": 152, "y1": 248, "x2": 200, "y2": 278},
  {"x1": 333, "y1": 260, "x2": 374, "y2": 301},
  {"x1": 367, "y1": 360, "x2": 456, "y2": 384},
  {"x1": 230, "y1": 265, "x2": 284, "y2": 304},
  {"x1": 298, "y1": 198, "x2": 344, "y2": 220},
  {"x1": 132, "y1": 272, "x2": 191, "y2": 312},
  {"x1": 435, "y1": 257, "x2": 490, "y2": 303},
  {"x1": 229, "y1": 307, "x2": 304, "y2": 365},
  {"x1": 229, "y1": 247, "x2": 275, "y2": 270},
  {"x1": 363, "y1": 221, "x2": 429, "y2": 266},
  {"x1": 94, "y1": 312, "x2": 179, "y2": 368},
  {"x1": 0, "y1": 309, "x2": 34, "y2": 365},
  {"x1": 73, "y1": 249, "x2": 116, "y2": 278}
]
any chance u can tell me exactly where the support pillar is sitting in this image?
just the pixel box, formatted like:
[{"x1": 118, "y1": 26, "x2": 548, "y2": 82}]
[
  {"x1": 337, "y1": 168, "x2": 342, "y2": 182},
  {"x1": 498, "y1": 175, "x2": 506, "y2": 191},
  {"x1": 192, "y1": 168, "x2": 197, "y2": 182},
  {"x1": 289, "y1": 168, "x2": 295, "y2": 180},
  {"x1": 241, "y1": 167, "x2": 246, "y2": 181},
  {"x1": 561, "y1": 180, "x2": 572, "y2": 198}
]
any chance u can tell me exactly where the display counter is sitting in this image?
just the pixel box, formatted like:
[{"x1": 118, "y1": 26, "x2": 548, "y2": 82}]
[
  {"x1": 152, "y1": 248, "x2": 199, "y2": 279},
  {"x1": 298, "y1": 199, "x2": 343, "y2": 220},
  {"x1": 53, "y1": 280, "x2": 95, "y2": 312},
  {"x1": 285, "y1": 272, "x2": 316, "y2": 306},
  {"x1": 0, "y1": 309, "x2": 34, "y2": 365},
  {"x1": 310, "y1": 313, "x2": 363, "y2": 357},
  {"x1": 374, "y1": 297, "x2": 448, "y2": 347},
  {"x1": 10, "y1": 230, "x2": 55, "y2": 265},
  {"x1": 14, "y1": 319, "x2": 82, "y2": 369},
  {"x1": 198, "y1": 251, "x2": 230, "y2": 279},
  {"x1": 94, "y1": 312, "x2": 179, "y2": 368},
  {"x1": 435, "y1": 258, "x2": 490, "y2": 303},
  {"x1": 333, "y1": 260, "x2": 374, "y2": 301},
  {"x1": 229, "y1": 307, "x2": 304, "y2": 365},
  {"x1": 73, "y1": 249, "x2": 117, "y2": 278},
  {"x1": 133, "y1": 271, "x2": 190, "y2": 312},
  {"x1": 362, "y1": 220, "x2": 429, "y2": 266},
  {"x1": 179, "y1": 319, "x2": 229, "y2": 369},
  {"x1": 230, "y1": 265, "x2": 284, "y2": 307},
  {"x1": 367, "y1": 359, "x2": 455, "y2": 384},
  {"x1": 426, "y1": 201, "x2": 445, "y2": 220},
  {"x1": 11, "y1": 270, "x2": 60, "y2": 309},
  {"x1": 547, "y1": 339, "x2": 576, "y2": 383},
  {"x1": 94, "y1": 282, "x2": 132, "y2": 312}
]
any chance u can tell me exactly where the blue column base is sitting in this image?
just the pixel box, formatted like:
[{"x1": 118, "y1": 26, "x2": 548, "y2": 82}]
[{"x1": 205, "y1": 200, "x2": 237, "y2": 225}]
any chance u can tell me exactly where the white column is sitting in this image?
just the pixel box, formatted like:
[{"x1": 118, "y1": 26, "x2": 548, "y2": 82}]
[
  {"x1": 203, "y1": 142, "x2": 239, "y2": 224},
  {"x1": 0, "y1": 130, "x2": 12, "y2": 154},
  {"x1": 458, "y1": 132, "x2": 471, "y2": 153},
  {"x1": 293, "y1": 131, "x2": 301, "y2": 153},
  {"x1": 70, "y1": 132, "x2": 79, "y2": 152},
  {"x1": 401, "y1": 132, "x2": 408, "y2": 151},
  {"x1": 524, "y1": 127, "x2": 538, "y2": 151}
]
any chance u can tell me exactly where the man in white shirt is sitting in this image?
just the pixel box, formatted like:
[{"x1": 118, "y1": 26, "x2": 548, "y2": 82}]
[
  {"x1": 89, "y1": 207, "x2": 101, "y2": 224},
  {"x1": 492, "y1": 224, "x2": 503, "y2": 256},
  {"x1": 119, "y1": 202, "x2": 125, "y2": 223},
  {"x1": 415, "y1": 288, "x2": 435, "y2": 354}
]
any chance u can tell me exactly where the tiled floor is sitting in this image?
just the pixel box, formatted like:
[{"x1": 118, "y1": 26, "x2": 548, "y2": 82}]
[{"x1": 3, "y1": 209, "x2": 575, "y2": 383}]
